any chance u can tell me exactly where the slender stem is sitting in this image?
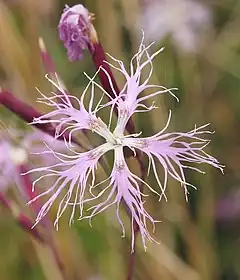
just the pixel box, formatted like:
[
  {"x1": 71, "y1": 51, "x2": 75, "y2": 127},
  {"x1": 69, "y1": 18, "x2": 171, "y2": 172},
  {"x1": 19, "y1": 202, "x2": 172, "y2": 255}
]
[
  {"x1": 18, "y1": 164, "x2": 67, "y2": 279},
  {"x1": 126, "y1": 250, "x2": 136, "y2": 280},
  {"x1": 126, "y1": 221, "x2": 139, "y2": 280},
  {"x1": 0, "y1": 90, "x2": 81, "y2": 146},
  {"x1": 126, "y1": 151, "x2": 145, "y2": 279},
  {"x1": 0, "y1": 192, "x2": 44, "y2": 243},
  {"x1": 18, "y1": 164, "x2": 42, "y2": 212}
]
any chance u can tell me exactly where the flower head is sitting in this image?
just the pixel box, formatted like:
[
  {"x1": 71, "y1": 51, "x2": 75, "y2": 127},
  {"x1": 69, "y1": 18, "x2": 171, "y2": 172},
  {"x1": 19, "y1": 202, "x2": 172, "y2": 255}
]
[
  {"x1": 139, "y1": 0, "x2": 211, "y2": 52},
  {"x1": 0, "y1": 128, "x2": 66, "y2": 191},
  {"x1": 29, "y1": 39, "x2": 223, "y2": 251},
  {"x1": 58, "y1": 4, "x2": 96, "y2": 61},
  {"x1": 0, "y1": 138, "x2": 27, "y2": 191}
]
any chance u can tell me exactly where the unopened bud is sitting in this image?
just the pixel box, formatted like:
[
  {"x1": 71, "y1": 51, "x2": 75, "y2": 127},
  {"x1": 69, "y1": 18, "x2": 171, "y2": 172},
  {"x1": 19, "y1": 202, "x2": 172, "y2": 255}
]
[
  {"x1": 38, "y1": 37, "x2": 56, "y2": 74},
  {"x1": 58, "y1": 4, "x2": 97, "y2": 61}
]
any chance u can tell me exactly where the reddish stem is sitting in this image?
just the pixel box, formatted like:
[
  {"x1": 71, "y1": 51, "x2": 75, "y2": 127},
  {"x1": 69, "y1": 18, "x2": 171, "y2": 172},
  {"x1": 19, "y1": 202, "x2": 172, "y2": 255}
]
[
  {"x1": 126, "y1": 223, "x2": 139, "y2": 280},
  {"x1": 18, "y1": 164, "x2": 42, "y2": 214},
  {"x1": 18, "y1": 214, "x2": 44, "y2": 243},
  {"x1": 17, "y1": 164, "x2": 66, "y2": 277},
  {"x1": 92, "y1": 43, "x2": 120, "y2": 99},
  {"x1": 0, "y1": 90, "x2": 80, "y2": 146},
  {"x1": 0, "y1": 192, "x2": 44, "y2": 243},
  {"x1": 126, "y1": 250, "x2": 136, "y2": 280}
]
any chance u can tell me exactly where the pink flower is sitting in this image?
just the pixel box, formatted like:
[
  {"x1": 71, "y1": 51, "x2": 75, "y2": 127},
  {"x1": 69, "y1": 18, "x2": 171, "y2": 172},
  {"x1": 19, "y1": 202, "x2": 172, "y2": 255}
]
[
  {"x1": 29, "y1": 39, "x2": 223, "y2": 251},
  {"x1": 58, "y1": 4, "x2": 95, "y2": 61},
  {"x1": 0, "y1": 138, "x2": 26, "y2": 190},
  {"x1": 139, "y1": 0, "x2": 211, "y2": 52},
  {"x1": 0, "y1": 128, "x2": 66, "y2": 190}
]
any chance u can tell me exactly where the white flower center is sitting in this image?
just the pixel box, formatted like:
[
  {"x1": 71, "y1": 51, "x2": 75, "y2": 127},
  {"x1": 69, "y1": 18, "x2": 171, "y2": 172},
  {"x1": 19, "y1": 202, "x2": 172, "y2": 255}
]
[{"x1": 114, "y1": 137, "x2": 122, "y2": 146}]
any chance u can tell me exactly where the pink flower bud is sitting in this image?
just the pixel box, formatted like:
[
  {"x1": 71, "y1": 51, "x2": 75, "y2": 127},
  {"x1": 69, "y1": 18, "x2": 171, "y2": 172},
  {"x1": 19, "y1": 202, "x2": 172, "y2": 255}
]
[{"x1": 58, "y1": 4, "x2": 95, "y2": 61}]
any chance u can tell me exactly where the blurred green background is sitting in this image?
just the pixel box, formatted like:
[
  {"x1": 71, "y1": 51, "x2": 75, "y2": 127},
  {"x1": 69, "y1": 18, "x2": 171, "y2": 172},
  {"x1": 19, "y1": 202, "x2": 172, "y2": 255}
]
[{"x1": 0, "y1": 0, "x2": 239, "y2": 279}]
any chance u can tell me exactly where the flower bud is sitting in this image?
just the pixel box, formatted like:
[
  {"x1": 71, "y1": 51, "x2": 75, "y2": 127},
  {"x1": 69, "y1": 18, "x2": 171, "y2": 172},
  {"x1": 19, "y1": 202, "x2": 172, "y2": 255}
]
[{"x1": 58, "y1": 4, "x2": 97, "y2": 61}]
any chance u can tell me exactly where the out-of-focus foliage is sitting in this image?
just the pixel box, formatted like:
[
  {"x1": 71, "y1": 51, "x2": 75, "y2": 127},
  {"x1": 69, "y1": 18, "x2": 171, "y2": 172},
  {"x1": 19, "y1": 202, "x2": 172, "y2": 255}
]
[{"x1": 0, "y1": 0, "x2": 239, "y2": 279}]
